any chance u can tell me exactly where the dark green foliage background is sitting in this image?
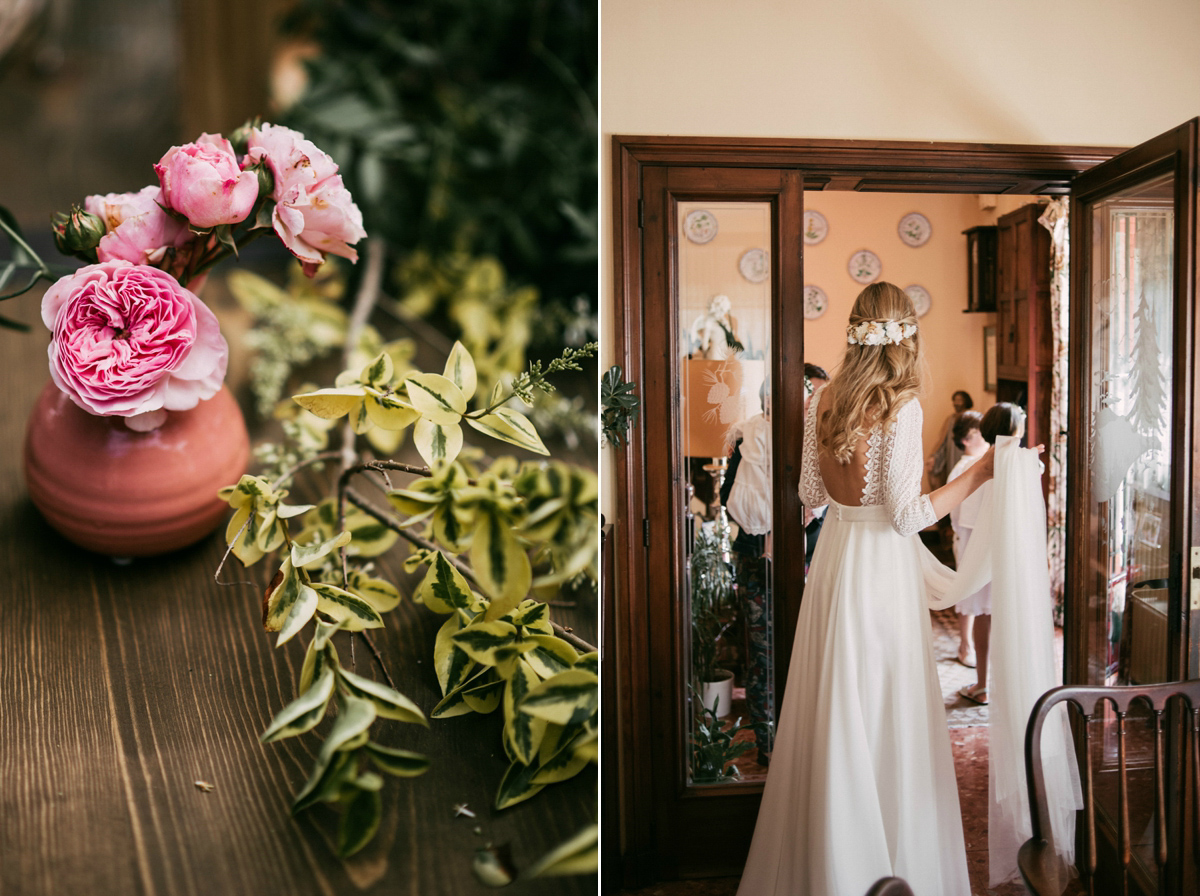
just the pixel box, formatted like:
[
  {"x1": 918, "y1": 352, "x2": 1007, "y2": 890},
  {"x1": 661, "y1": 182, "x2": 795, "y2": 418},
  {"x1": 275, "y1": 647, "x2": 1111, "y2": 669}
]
[{"x1": 281, "y1": 0, "x2": 597, "y2": 341}]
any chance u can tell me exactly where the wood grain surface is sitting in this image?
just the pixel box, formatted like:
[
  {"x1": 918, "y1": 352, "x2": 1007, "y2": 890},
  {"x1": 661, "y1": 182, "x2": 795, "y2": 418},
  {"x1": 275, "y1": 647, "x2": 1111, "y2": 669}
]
[{"x1": 0, "y1": 283, "x2": 597, "y2": 896}]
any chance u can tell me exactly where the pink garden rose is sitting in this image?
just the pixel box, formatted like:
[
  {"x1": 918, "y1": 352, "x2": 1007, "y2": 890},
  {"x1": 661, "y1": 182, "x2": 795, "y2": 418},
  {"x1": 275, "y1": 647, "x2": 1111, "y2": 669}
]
[
  {"x1": 155, "y1": 133, "x2": 259, "y2": 229},
  {"x1": 42, "y1": 261, "x2": 228, "y2": 432},
  {"x1": 85, "y1": 186, "x2": 196, "y2": 275},
  {"x1": 246, "y1": 123, "x2": 366, "y2": 276}
]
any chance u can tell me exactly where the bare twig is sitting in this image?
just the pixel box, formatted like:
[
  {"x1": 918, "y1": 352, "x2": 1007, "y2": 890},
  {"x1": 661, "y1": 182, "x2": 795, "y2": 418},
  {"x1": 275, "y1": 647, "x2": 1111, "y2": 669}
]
[{"x1": 358, "y1": 631, "x2": 397, "y2": 689}]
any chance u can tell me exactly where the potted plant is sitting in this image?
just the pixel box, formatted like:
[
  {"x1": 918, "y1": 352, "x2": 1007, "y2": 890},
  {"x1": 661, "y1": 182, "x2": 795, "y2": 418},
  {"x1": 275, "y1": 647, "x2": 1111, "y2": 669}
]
[
  {"x1": 690, "y1": 522, "x2": 737, "y2": 717},
  {"x1": 689, "y1": 685, "x2": 757, "y2": 783}
]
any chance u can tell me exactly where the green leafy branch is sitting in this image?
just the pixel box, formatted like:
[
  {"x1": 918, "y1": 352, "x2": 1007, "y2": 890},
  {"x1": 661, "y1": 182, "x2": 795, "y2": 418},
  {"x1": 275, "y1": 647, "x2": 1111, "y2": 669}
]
[{"x1": 220, "y1": 336, "x2": 598, "y2": 866}]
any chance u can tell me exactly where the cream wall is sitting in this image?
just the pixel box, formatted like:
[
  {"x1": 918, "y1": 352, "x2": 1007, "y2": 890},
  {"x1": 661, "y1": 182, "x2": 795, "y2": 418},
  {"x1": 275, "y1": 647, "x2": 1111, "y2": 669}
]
[{"x1": 601, "y1": 0, "x2": 1200, "y2": 515}]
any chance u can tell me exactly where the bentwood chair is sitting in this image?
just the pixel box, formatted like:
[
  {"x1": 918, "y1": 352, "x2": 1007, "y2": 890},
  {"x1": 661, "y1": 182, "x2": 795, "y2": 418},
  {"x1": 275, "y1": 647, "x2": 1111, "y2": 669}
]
[
  {"x1": 1019, "y1": 680, "x2": 1200, "y2": 895},
  {"x1": 865, "y1": 877, "x2": 914, "y2": 896}
]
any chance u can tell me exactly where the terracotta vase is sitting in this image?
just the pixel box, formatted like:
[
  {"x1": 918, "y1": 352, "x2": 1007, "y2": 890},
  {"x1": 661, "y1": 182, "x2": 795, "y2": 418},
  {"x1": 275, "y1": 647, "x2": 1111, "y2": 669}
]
[{"x1": 23, "y1": 382, "x2": 251, "y2": 557}]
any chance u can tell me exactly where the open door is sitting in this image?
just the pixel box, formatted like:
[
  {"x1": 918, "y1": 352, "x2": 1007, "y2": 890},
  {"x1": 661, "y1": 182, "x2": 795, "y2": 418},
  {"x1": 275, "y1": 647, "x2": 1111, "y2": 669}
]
[{"x1": 1065, "y1": 117, "x2": 1199, "y2": 894}]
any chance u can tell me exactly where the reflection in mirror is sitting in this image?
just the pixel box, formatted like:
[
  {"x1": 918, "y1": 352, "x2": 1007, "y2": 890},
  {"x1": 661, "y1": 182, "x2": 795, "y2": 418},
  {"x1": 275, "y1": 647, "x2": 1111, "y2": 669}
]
[
  {"x1": 678, "y1": 201, "x2": 773, "y2": 785},
  {"x1": 1086, "y1": 172, "x2": 1174, "y2": 689}
]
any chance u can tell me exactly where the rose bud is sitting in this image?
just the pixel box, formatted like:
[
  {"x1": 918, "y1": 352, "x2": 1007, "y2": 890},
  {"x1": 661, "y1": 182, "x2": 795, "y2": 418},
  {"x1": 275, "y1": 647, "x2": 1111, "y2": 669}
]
[
  {"x1": 155, "y1": 133, "x2": 259, "y2": 229},
  {"x1": 51, "y1": 206, "x2": 106, "y2": 256}
]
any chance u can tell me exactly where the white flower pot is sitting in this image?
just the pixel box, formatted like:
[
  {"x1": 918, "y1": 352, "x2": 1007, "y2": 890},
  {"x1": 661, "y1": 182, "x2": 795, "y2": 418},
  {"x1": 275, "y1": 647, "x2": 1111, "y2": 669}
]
[{"x1": 701, "y1": 669, "x2": 735, "y2": 719}]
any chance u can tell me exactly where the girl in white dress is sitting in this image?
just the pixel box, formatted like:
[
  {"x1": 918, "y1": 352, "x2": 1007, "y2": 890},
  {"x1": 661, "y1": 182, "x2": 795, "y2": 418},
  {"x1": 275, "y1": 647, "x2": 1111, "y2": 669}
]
[
  {"x1": 948, "y1": 409, "x2": 990, "y2": 701},
  {"x1": 736, "y1": 282, "x2": 994, "y2": 896}
]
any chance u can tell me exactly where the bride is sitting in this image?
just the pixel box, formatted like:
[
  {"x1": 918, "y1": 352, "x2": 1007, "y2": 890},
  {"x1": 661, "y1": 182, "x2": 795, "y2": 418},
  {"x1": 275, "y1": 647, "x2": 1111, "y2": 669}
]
[{"x1": 736, "y1": 282, "x2": 993, "y2": 896}]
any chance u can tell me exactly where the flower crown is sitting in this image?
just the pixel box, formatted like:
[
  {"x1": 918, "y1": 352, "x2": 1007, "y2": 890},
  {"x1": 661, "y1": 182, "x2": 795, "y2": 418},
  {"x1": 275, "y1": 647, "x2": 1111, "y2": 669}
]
[{"x1": 846, "y1": 319, "x2": 917, "y2": 346}]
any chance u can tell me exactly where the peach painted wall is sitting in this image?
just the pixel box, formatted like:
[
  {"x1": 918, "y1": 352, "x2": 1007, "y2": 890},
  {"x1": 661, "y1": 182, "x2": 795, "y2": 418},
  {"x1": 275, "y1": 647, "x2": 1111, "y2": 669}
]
[{"x1": 802, "y1": 192, "x2": 1029, "y2": 471}]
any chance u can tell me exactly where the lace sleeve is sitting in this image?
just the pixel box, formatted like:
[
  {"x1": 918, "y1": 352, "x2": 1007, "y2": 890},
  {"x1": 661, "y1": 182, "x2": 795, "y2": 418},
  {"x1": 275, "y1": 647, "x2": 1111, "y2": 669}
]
[
  {"x1": 882, "y1": 399, "x2": 937, "y2": 537},
  {"x1": 798, "y1": 389, "x2": 829, "y2": 508}
]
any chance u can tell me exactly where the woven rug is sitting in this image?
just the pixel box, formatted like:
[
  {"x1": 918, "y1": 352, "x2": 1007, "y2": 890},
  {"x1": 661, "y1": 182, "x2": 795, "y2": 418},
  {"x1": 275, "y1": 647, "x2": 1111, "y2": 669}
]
[{"x1": 931, "y1": 607, "x2": 991, "y2": 728}]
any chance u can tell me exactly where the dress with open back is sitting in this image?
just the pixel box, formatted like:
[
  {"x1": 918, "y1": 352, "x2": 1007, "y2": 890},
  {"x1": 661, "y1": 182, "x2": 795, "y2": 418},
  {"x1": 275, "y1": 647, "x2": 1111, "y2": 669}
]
[{"x1": 735, "y1": 390, "x2": 970, "y2": 896}]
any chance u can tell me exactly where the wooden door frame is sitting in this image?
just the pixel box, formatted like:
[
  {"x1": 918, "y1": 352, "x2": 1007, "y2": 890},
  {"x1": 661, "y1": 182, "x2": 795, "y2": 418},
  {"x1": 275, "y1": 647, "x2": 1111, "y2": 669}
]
[{"x1": 609, "y1": 134, "x2": 1123, "y2": 886}]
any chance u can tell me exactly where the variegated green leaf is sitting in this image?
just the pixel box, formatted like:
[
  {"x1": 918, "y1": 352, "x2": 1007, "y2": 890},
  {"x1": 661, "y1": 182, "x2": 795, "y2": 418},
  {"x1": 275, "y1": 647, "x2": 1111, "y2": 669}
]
[
  {"x1": 347, "y1": 570, "x2": 402, "y2": 613},
  {"x1": 299, "y1": 620, "x2": 342, "y2": 694},
  {"x1": 494, "y1": 758, "x2": 545, "y2": 810},
  {"x1": 509, "y1": 600, "x2": 550, "y2": 630},
  {"x1": 412, "y1": 417, "x2": 463, "y2": 466},
  {"x1": 365, "y1": 742, "x2": 430, "y2": 778},
  {"x1": 405, "y1": 372, "x2": 466, "y2": 424},
  {"x1": 385, "y1": 486, "x2": 440, "y2": 518},
  {"x1": 524, "y1": 635, "x2": 579, "y2": 680},
  {"x1": 442, "y1": 340, "x2": 477, "y2": 400},
  {"x1": 338, "y1": 786, "x2": 382, "y2": 858},
  {"x1": 255, "y1": 511, "x2": 287, "y2": 554},
  {"x1": 532, "y1": 736, "x2": 589, "y2": 784},
  {"x1": 225, "y1": 505, "x2": 264, "y2": 565},
  {"x1": 465, "y1": 409, "x2": 549, "y2": 456},
  {"x1": 293, "y1": 386, "x2": 366, "y2": 420},
  {"x1": 429, "y1": 664, "x2": 493, "y2": 718},
  {"x1": 277, "y1": 501, "x2": 316, "y2": 520},
  {"x1": 360, "y1": 351, "x2": 394, "y2": 389},
  {"x1": 338, "y1": 666, "x2": 427, "y2": 726},
  {"x1": 462, "y1": 675, "x2": 505, "y2": 714},
  {"x1": 519, "y1": 669, "x2": 598, "y2": 726},
  {"x1": 261, "y1": 666, "x2": 335, "y2": 743},
  {"x1": 363, "y1": 392, "x2": 419, "y2": 430},
  {"x1": 264, "y1": 558, "x2": 303, "y2": 631},
  {"x1": 526, "y1": 824, "x2": 598, "y2": 878},
  {"x1": 350, "y1": 398, "x2": 373, "y2": 434},
  {"x1": 292, "y1": 695, "x2": 377, "y2": 813},
  {"x1": 574, "y1": 651, "x2": 599, "y2": 677},
  {"x1": 345, "y1": 509, "x2": 399, "y2": 558},
  {"x1": 311, "y1": 582, "x2": 384, "y2": 631},
  {"x1": 432, "y1": 504, "x2": 473, "y2": 553},
  {"x1": 291, "y1": 530, "x2": 352, "y2": 569},
  {"x1": 415, "y1": 552, "x2": 475, "y2": 614},
  {"x1": 434, "y1": 613, "x2": 476, "y2": 695},
  {"x1": 472, "y1": 512, "x2": 532, "y2": 617},
  {"x1": 452, "y1": 620, "x2": 519, "y2": 665},
  {"x1": 276, "y1": 582, "x2": 319, "y2": 646},
  {"x1": 503, "y1": 659, "x2": 547, "y2": 765}
]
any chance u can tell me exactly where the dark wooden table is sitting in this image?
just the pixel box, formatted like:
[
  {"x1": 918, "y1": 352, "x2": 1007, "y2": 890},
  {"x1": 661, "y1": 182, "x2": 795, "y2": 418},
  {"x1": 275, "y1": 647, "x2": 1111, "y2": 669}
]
[{"x1": 0, "y1": 284, "x2": 596, "y2": 896}]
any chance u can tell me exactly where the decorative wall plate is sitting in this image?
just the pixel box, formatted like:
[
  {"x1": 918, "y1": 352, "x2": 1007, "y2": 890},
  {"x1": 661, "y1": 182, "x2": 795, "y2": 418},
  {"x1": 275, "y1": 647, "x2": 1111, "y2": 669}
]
[
  {"x1": 803, "y1": 285, "x2": 828, "y2": 320},
  {"x1": 803, "y1": 210, "x2": 828, "y2": 245},
  {"x1": 848, "y1": 249, "x2": 882, "y2": 284},
  {"x1": 684, "y1": 209, "x2": 718, "y2": 244},
  {"x1": 905, "y1": 284, "x2": 932, "y2": 317},
  {"x1": 739, "y1": 248, "x2": 770, "y2": 283},
  {"x1": 898, "y1": 212, "x2": 932, "y2": 247}
]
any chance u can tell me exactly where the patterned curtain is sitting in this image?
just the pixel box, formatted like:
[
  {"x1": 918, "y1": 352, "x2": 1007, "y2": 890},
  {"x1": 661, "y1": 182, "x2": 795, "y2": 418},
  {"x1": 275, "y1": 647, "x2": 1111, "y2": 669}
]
[{"x1": 1038, "y1": 199, "x2": 1069, "y2": 625}]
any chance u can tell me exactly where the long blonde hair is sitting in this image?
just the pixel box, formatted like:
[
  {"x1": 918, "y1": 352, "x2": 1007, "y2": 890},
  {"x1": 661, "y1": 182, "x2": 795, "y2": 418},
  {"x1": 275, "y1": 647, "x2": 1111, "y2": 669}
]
[{"x1": 817, "y1": 282, "x2": 924, "y2": 464}]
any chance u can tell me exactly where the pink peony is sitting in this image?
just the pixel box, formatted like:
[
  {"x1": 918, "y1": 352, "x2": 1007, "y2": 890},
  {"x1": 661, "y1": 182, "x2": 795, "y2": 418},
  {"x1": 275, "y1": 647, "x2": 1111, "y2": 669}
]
[
  {"x1": 41, "y1": 261, "x2": 228, "y2": 431},
  {"x1": 155, "y1": 133, "x2": 259, "y2": 229},
  {"x1": 85, "y1": 186, "x2": 196, "y2": 275},
  {"x1": 246, "y1": 123, "x2": 366, "y2": 276}
]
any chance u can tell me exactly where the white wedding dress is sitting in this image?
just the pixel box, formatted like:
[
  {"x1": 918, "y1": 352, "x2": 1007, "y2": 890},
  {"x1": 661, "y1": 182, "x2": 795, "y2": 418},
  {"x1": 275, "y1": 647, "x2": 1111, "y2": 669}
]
[{"x1": 736, "y1": 393, "x2": 971, "y2": 896}]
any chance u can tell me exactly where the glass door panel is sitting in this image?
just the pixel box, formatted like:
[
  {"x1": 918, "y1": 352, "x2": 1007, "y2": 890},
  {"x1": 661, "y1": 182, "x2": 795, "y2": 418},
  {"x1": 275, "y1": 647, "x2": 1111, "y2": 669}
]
[
  {"x1": 1069, "y1": 118, "x2": 1199, "y2": 894},
  {"x1": 1084, "y1": 173, "x2": 1175, "y2": 689},
  {"x1": 677, "y1": 201, "x2": 774, "y2": 785}
]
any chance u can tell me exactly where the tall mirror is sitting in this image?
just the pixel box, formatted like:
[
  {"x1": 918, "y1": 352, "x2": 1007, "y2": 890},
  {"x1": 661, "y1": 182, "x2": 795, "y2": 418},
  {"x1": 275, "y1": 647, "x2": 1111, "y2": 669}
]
[{"x1": 677, "y1": 201, "x2": 774, "y2": 784}]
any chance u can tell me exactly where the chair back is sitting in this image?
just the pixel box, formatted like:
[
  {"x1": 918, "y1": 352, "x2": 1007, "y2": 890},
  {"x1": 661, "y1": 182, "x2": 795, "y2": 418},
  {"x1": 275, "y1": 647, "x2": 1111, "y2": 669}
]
[
  {"x1": 865, "y1": 877, "x2": 914, "y2": 896},
  {"x1": 1019, "y1": 680, "x2": 1200, "y2": 895}
]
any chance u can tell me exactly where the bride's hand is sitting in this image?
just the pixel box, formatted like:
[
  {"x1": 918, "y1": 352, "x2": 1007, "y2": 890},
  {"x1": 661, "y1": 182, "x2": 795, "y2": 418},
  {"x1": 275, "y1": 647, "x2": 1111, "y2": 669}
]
[{"x1": 975, "y1": 445, "x2": 996, "y2": 481}]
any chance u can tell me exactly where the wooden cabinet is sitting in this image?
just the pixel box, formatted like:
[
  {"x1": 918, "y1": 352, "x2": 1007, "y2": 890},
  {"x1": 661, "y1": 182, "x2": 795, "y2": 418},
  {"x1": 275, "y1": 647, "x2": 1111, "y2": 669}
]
[
  {"x1": 994, "y1": 203, "x2": 1052, "y2": 491},
  {"x1": 963, "y1": 225, "x2": 997, "y2": 312}
]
